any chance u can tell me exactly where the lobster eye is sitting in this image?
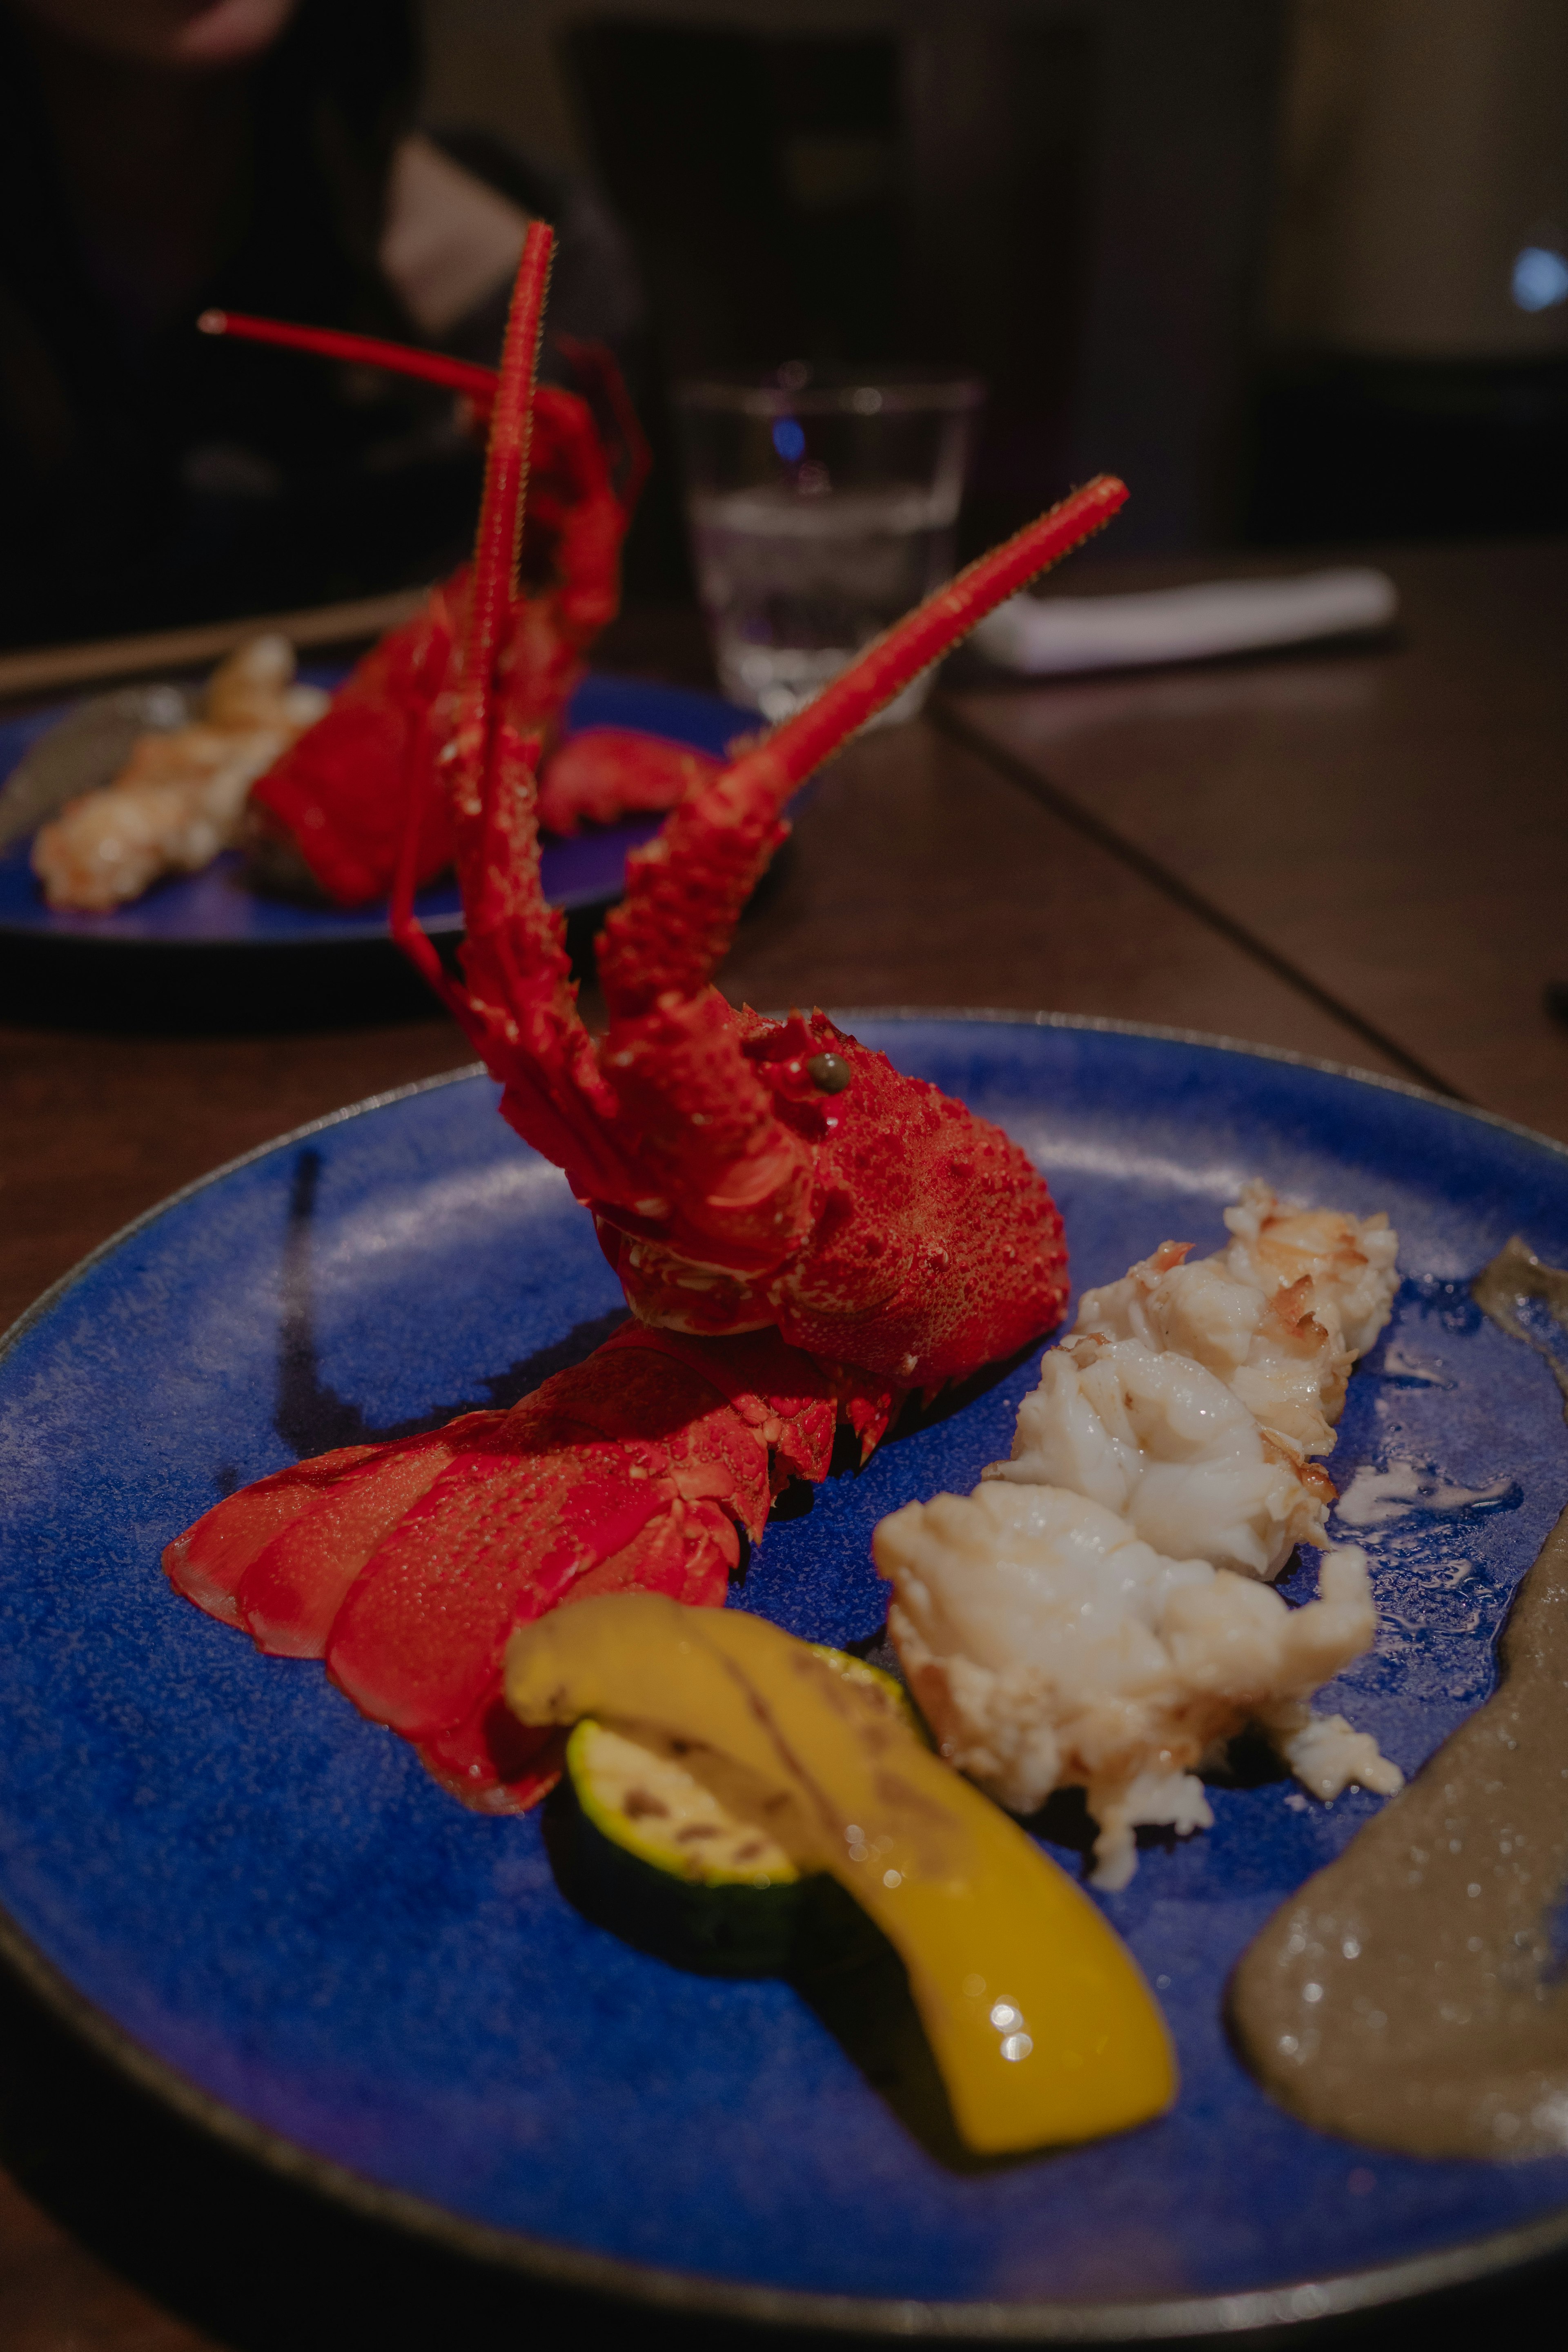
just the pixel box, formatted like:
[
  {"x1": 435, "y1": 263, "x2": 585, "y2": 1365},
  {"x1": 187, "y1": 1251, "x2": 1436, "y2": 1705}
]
[{"x1": 805, "y1": 1052, "x2": 851, "y2": 1095}]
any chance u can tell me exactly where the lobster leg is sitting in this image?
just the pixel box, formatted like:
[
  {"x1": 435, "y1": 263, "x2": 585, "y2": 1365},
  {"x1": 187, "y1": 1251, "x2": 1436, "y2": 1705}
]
[{"x1": 536, "y1": 731, "x2": 725, "y2": 836}]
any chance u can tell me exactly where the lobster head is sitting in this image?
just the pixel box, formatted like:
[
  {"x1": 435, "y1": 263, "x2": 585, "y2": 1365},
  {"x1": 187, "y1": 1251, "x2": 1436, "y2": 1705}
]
[
  {"x1": 594, "y1": 1000, "x2": 1070, "y2": 1417},
  {"x1": 394, "y1": 226, "x2": 1123, "y2": 1406}
]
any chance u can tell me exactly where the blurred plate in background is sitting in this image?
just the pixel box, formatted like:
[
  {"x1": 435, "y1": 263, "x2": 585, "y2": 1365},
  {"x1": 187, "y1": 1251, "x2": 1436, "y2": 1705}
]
[{"x1": 0, "y1": 673, "x2": 751, "y2": 1029}]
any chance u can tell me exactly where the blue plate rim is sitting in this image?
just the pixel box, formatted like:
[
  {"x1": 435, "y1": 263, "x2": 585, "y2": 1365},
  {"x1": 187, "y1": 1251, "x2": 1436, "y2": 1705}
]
[{"x1": 3, "y1": 1008, "x2": 1567, "y2": 2341}]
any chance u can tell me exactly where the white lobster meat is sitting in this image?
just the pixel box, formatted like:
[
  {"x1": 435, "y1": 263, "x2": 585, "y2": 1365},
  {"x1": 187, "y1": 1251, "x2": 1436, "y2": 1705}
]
[
  {"x1": 986, "y1": 1181, "x2": 1399, "y2": 1579},
  {"x1": 32, "y1": 638, "x2": 328, "y2": 912},
  {"x1": 1069, "y1": 1183, "x2": 1399, "y2": 1455},
  {"x1": 986, "y1": 1336, "x2": 1332, "y2": 1581},
  {"x1": 875, "y1": 1185, "x2": 1403, "y2": 1886}
]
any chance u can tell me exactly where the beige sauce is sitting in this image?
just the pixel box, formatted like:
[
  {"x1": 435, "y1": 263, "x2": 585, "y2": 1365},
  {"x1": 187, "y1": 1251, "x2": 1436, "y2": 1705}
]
[
  {"x1": 1229, "y1": 1238, "x2": 1568, "y2": 2158},
  {"x1": 1472, "y1": 1234, "x2": 1568, "y2": 1405}
]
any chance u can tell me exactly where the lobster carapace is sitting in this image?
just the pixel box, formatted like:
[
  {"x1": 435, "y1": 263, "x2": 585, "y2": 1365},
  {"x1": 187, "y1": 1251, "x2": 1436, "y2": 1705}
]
[{"x1": 167, "y1": 224, "x2": 1127, "y2": 1811}]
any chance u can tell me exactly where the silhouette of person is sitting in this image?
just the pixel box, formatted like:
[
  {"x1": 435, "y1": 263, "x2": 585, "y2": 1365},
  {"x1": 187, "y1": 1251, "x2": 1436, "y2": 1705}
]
[{"x1": 0, "y1": 0, "x2": 642, "y2": 646}]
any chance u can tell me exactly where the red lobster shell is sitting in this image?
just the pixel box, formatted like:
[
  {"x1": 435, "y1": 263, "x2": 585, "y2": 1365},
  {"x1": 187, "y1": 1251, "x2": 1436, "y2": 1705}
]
[
  {"x1": 203, "y1": 307, "x2": 655, "y2": 904},
  {"x1": 169, "y1": 226, "x2": 1127, "y2": 1809}
]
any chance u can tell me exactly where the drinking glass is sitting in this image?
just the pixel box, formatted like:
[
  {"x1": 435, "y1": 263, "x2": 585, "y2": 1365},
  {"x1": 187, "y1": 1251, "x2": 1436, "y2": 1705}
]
[{"x1": 674, "y1": 366, "x2": 984, "y2": 725}]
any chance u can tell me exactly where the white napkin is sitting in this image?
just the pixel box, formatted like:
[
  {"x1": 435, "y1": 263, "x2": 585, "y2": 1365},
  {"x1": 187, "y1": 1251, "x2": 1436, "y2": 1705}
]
[{"x1": 968, "y1": 568, "x2": 1398, "y2": 676}]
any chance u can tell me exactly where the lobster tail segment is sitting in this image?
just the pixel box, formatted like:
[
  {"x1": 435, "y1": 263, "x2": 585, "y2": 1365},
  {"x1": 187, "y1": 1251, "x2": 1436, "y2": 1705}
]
[{"x1": 166, "y1": 1326, "x2": 838, "y2": 1813}]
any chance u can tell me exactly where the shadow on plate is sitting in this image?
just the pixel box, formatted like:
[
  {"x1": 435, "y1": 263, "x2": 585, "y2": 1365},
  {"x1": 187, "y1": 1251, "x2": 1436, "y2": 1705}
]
[{"x1": 270, "y1": 1147, "x2": 635, "y2": 1461}]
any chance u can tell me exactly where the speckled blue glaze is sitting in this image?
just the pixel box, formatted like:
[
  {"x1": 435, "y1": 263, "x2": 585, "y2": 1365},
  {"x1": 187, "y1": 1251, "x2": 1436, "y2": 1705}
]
[
  {"x1": 2, "y1": 1017, "x2": 1568, "y2": 2312},
  {"x1": 0, "y1": 671, "x2": 752, "y2": 938}
]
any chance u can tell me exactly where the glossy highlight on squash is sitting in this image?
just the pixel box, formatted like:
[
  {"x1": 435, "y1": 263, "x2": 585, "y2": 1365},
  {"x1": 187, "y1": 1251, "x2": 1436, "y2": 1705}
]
[{"x1": 505, "y1": 1592, "x2": 1176, "y2": 2153}]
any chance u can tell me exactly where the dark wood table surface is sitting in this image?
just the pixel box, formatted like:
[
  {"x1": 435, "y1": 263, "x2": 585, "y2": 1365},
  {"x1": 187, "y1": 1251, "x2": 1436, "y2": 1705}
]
[{"x1": 0, "y1": 540, "x2": 1565, "y2": 2348}]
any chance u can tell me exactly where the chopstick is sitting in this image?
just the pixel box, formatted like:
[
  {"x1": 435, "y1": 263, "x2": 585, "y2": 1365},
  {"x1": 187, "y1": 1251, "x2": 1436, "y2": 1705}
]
[{"x1": 0, "y1": 585, "x2": 431, "y2": 704}]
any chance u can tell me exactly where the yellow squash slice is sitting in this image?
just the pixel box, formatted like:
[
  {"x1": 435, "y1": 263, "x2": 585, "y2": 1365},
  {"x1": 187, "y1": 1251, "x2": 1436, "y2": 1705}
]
[{"x1": 506, "y1": 1593, "x2": 1176, "y2": 2154}]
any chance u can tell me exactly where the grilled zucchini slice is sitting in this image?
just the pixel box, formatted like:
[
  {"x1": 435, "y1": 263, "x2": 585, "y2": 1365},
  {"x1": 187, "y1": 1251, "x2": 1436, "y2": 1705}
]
[{"x1": 544, "y1": 1646, "x2": 912, "y2": 1976}]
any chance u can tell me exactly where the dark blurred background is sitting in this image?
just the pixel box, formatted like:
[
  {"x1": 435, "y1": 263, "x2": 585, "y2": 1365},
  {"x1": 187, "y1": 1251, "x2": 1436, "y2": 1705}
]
[
  {"x1": 455, "y1": 0, "x2": 1568, "y2": 577},
  {"x1": 3, "y1": 0, "x2": 1564, "y2": 646}
]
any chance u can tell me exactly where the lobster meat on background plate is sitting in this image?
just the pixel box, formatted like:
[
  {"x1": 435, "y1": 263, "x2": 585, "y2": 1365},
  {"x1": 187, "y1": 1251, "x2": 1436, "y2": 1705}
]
[{"x1": 165, "y1": 221, "x2": 1129, "y2": 1811}]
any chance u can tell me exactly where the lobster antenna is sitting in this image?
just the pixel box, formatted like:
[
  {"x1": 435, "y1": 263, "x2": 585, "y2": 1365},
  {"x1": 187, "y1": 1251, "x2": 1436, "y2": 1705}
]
[
  {"x1": 597, "y1": 475, "x2": 1128, "y2": 1019},
  {"x1": 456, "y1": 220, "x2": 554, "y2": 772},
  {"x1": 389, "y1": 223, "x2": 558, "y2": 1008},
  {"x1": 764, "y1": 474, "x2": 1127, "y2": 785},
  {"x1": 198, "y1": 309, "x2": 498, "y2": 412}
]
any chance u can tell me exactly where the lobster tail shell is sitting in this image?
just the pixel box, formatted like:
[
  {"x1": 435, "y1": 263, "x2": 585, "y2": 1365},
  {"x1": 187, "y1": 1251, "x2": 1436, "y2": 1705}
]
[{"x1": 166, "y1": 1326, "x2": 840, "y2": 1811}]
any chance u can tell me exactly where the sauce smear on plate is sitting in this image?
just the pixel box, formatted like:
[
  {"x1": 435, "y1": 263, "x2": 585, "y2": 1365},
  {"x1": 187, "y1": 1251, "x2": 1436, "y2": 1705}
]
[{"x1": 1229, "y1": 1238, "x2": 1568, "y2": 2159}]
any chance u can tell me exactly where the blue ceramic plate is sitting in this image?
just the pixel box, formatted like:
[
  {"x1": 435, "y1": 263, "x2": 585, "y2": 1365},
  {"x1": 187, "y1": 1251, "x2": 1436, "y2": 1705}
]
[
  {"x1": 0, "y1": 670, "x2": 753, "y2": 942},
  {"x1": 2, "y1": 1015, "x2": 1568, "y2": 2336}
]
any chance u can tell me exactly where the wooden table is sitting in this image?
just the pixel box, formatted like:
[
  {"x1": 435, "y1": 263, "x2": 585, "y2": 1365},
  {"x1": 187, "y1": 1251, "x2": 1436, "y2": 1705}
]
[
  {"x1": 0, "y1": 541, "x2": 1564, "y2": 2348},
  {"x1": 947, "y1": 537, "x2": 1568, "y2": 1141}
]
